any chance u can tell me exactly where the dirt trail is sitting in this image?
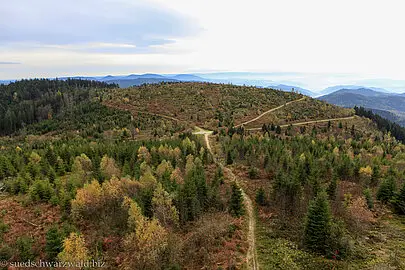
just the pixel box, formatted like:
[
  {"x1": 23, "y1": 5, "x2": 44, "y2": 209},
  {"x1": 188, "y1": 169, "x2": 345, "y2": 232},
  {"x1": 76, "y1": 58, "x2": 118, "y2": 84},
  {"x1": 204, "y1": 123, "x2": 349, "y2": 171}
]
[
  {"x1": 246, "y1": 116, "x2": 356, "y2": 131},
  {"x1": 234, "y1": 96, "x2": 306, "y2": 128},
  {"x1": 106, "y1": 100, "x2": 259, "y2": 268},
  {"x1": 196, "y1": 129, "x2": 259, "y2": 270}
]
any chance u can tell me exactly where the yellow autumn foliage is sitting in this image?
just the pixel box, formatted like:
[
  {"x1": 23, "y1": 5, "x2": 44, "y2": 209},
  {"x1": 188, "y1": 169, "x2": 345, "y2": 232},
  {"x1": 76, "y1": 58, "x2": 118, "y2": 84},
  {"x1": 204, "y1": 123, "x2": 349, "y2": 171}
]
[
  {"x1": 100, "y1": 155, "x2": 121, "y2": 179},
  {"x1": 58, "y1": 233, "x2": 89, "y2": 264},
  {"x1": 152, "y1": 183, "x2": 179, "y2": 228},
  {"x1": 359, "y1": 166, "x2": 373, "y2": 178},
  {"x1": 137, "y1": 146, "x2": 151, "y2": 163},
  {"x1": 71, "y1": 180, "x2": 102, "y2": 220},
  {"x1": 122, "y1": 197, "x2": 168, "y2": 269}
]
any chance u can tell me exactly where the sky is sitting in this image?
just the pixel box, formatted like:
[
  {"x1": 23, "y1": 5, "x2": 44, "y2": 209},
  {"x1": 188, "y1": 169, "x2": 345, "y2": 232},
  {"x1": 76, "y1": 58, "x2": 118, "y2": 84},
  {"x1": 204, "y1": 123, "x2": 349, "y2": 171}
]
[{"x1": 1, "y1": 0, "x2": 405, "y2": 89}]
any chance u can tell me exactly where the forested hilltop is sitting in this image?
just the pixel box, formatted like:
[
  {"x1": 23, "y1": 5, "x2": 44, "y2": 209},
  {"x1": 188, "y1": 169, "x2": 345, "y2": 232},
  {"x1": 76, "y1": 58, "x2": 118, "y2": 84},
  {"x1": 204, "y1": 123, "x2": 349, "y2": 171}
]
[
  {"x1": 0, "y1": 79, "x2": 118, "y2": 135},
  {"x1": 1, "y1": 80, "x2": 405, "y2": 269}
]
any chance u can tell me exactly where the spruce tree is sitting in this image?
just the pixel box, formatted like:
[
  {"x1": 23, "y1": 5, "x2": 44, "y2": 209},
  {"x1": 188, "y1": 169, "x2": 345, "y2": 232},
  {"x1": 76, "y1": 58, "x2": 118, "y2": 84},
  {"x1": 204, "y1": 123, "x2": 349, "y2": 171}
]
[
  {"x1": 363, "y1": 188, "x2": 374, "y2": 209},
  {"x1": 229, "y1": 182, "x2": 244, "y2": 217},
  {"x1": 376, "y1": 177, "x2": 396, "y2": 203},
  {"x1": 226, "y1": 151, "x2": 233, "y2": 165},
  {"x1": 255, "y1": 187, "x2": 266, "y2": 206},
  {"x1": 304, "y1": 191, "x2": 332, "y2": 254},
  {"x1": 326, "y1": 174, "x2": 338, "y2": 200},
  {"x1": 214, "y1": 166, "x2": 224, "y2": 185},
  {"x1": 393, "y1": 182, "x2": 405, "y2": 214},
  {"x1": 45, "y1": 226, "x2": 63, "y2": 260},
  {"x1": 48, "y1": 167, "x2": 57, "y2": 183},
  {"x1": 370, "y1": 165, "x2": 381, "y2": 187}
]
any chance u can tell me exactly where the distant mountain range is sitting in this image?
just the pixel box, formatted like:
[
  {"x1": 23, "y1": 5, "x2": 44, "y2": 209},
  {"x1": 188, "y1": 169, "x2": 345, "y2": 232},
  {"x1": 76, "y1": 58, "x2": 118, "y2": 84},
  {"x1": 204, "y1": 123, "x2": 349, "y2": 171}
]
[
  {"x1": 104, "y1": 78, "x2": 179, "y2": 88},
  {"x1": 268, "y1": 84, "x2": 315, "y2": 96},
  {"x1": 317, "y1": 85, "x2": 390, "y2": 96},
  {"x1": 1, "y1": 73, "x2": 404, "y2": 100},
  {"x1": 319, "y1": 88, "x2": 405, "y2": 126}
]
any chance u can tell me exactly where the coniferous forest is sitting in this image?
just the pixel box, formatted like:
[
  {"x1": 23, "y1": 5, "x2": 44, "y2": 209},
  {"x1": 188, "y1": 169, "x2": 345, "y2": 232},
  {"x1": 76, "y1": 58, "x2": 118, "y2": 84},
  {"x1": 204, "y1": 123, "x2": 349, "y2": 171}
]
[{"x1": 1, "y1": 80, "x2": 405, "y2": 269}]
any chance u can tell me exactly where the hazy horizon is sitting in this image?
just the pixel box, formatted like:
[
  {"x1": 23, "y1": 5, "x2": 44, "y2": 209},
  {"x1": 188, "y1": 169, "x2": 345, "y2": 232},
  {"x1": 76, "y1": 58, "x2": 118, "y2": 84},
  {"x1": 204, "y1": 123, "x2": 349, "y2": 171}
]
[
  {"x1": 1, "y1": 0, "x2": 404, "y2": 85},
  {"x1": 2, "y1": 71, "x2": 405, "y2": 93}
]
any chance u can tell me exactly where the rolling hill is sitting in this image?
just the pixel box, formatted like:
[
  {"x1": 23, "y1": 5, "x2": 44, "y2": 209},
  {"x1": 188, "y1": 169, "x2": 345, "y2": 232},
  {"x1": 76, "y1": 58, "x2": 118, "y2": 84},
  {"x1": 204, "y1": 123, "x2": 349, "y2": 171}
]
[
  {"x1": 2, "y1": 80, "x2": 405, "y2": 269},
  {"x1": 318, "y1": 85, "x2": 390, "y2": 96},
  {"x1": 319, "y1": 88, "x2": 405, "y2": 126}
]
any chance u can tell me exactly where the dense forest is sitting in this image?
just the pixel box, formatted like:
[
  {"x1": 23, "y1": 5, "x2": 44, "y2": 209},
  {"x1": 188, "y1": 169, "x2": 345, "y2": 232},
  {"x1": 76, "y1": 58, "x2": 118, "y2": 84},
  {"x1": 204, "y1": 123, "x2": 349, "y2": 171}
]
[
  {"x1": 0, "y1": 79, "x2": 117, "y2": 135},
  {"x1": 0, "y1": 80, "x2": 248, "y2": 269},
  {"x1": 1, "y1": 80, "x2": 405, "y2": 269},
  {"x1": 355, "y1": 106, "x2": 405, "y2": 143}
]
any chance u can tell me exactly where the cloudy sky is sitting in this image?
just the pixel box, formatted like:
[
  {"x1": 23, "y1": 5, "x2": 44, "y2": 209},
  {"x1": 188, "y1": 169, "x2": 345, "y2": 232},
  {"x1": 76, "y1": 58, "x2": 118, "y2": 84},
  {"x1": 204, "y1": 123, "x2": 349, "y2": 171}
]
[{"x1": 1, "y1": 0, "x2": 404, "y2": 83}]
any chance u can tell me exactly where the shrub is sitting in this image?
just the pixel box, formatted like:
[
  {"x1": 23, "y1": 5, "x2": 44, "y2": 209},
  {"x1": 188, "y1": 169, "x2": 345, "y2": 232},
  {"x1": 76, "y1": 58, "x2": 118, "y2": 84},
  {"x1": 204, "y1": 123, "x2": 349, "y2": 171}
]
[
  {"x1": 0, "y1": 244, "x2": 12, "y2": 261},
  {"x1": 29, "y1": 179, "x2": 54, "y2": 202},
  {"x1": 363, "y1": 188, "x2": 374, "y2": 209},
  {"x1": 0, "y1": 219, "x2": 9, "y2": 238},
  {"x1": 255, "y1": 188, "x2": 266, "y2": 206},
  {"x1": 248, "y1": 166, "x2": 259, "y2": 179},
  {"x1": 16, "y1": 236, "x2": 35, "y2": 261}
]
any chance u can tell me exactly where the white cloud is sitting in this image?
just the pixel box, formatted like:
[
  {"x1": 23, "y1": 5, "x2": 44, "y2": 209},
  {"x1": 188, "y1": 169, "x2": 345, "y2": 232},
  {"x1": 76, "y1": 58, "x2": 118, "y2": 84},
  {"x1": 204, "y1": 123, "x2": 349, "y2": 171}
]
[{"x1": 1, "y1": 0, "x2": 405, "y2": 84}]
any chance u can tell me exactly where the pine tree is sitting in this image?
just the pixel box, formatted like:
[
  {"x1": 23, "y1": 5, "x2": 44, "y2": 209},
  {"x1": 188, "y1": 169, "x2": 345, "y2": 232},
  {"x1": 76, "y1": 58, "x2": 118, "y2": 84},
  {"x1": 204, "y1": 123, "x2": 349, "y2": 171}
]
[
  {"x1": 45, "y1": 147, "x2": 57, "y2": 167},
  {"x1": 327, "y1": 174, "x2": 338, "y2": 200},
  {"x1": 370, "y1": 165, "x2": 381, "y2": 186},
  {"x1": 16, "y1": 236, "x2": 35, "y2": 261},
  {"x1": 214, "y1": 166, "x2": 224, "y2": 185},
  {"x1": 377, "y1": 177, "x2": 396, "y2": 203},
  {"x1": 48, "y1": 167, "x2": 57, "y2": 183},
  {"x1": 255, "y1": 187, "x2": 266, "y2": 206},
  {"x1": 363, "y1": 188, "x2": 374, "y2": 209},
  {"x1": 229, "y1": 182, "x2": 244, "y2": 217},
  {"x1": 122, "y1": 160, "x2": 132, "y2": 177},
  {"x1": 275, "y1": 125, "x2": 282, "y2": 134},
  {"x1": 393, "y1": 182, "x2": 405, "y2": 214},
  {"x1": 226, "y1": 151, "x2": 233, "y2": 165},
  {"x1": 45, "y1": 227, "x2": 63, "y2": 260},
  {"x1": 193, "y1": 158, "x2": 208, "y2": 210},
  {"x1": 304, "y1": 191, "x2": 332, "y2": 254}
]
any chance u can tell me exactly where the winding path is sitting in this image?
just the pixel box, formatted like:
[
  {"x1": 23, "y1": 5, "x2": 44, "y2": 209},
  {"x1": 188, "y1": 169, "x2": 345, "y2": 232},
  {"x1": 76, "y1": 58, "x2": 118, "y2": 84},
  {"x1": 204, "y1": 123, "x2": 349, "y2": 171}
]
[
  {"x1": 245, "y1": 116, "x2": 356, "y2": 131},
  {"x1": 106, "y1": 100, "x2": 260, "y2": 269},
  {"x1": 194, "y1": 128, "x2": 259, "y2": 270},
  {"x1": 234, "y1": 97, "x2": 306, "y2": 128},
  {"x1": 106, "y1": 96, "x2": 355, "y2": 270}
]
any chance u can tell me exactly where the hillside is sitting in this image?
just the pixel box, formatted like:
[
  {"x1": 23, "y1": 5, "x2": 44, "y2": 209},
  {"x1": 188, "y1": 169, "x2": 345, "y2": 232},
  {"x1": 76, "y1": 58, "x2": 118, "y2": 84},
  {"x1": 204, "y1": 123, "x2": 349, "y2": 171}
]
[
  {"x1": 319, "y1": 88, "x2": 405, "y2": 126},
  {"x1": 1, "y1": 81, "x2": 405, "y2": 269},
  {"x1": 104, "y1": 82, "x2": 301, "y2": 129},
  {"x1": 318, "y1": 85, "x2": 390, "y2": 96}
]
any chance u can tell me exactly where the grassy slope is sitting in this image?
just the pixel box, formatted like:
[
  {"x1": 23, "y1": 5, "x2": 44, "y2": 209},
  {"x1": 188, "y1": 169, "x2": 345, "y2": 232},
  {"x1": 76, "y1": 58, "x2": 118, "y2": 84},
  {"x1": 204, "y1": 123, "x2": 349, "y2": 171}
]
[{"x1": 104, "y1": 82, "x2": 301, "y2": 129}]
